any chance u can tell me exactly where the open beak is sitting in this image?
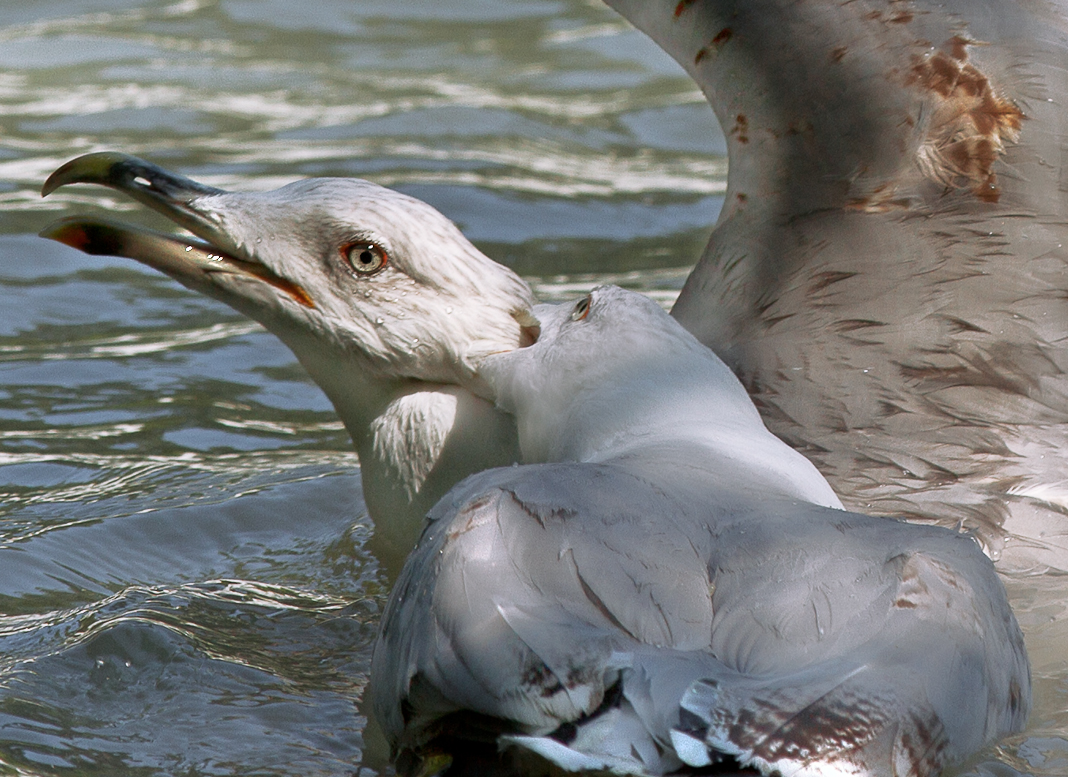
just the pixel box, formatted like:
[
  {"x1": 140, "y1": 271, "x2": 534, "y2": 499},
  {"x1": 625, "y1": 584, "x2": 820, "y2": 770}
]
[{"x1": 40, "y1": 152, "x2": 314, "y2": 309}]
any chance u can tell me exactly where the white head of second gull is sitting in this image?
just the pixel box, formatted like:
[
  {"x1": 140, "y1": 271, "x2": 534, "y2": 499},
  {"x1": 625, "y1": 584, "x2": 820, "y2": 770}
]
[{"x1": 371, "y1": 285, "x2": 1029, "y2": 776}]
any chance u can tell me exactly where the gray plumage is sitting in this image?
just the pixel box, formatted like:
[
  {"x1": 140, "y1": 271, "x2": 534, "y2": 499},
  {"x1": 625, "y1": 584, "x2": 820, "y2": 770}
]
[
  {"x1": 372, "y1": 286, "x2": 1029, "y2": 777},
  {"x1": 607, "y1": 0, "x2": 1068, "y2": 575}
]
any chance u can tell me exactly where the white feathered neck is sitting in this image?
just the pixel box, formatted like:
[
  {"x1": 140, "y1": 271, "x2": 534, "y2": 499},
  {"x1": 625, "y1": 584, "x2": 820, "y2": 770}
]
[{"x1": 483, "y1": 286, "x2": 841, "y2": 509}]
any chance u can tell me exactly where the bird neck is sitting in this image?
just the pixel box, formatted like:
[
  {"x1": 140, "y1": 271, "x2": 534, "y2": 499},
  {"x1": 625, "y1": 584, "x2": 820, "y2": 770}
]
[
  {"x1": 516, "y1": 358, "x2": 840, "y2": 510},
  {"x1": 284, "y1": 338, "x2": 519, "y2": 570}
]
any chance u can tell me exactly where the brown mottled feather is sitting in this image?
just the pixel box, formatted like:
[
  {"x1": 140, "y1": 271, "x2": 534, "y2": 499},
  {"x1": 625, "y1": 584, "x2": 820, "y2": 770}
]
[{"x1": 607, "y1": 0, "x2": 1068, "y2": 573}]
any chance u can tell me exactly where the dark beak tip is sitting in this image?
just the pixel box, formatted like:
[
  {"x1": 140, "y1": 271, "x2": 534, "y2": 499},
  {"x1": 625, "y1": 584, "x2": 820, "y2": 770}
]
[
  {"x1": 40, "y1": 151, "x2": 142, "y2": 198},
  {"x1": 41, "y1": 167, "x2": 67, "y2": 197},
  {"x1": 42, "y1": 157, "x2": 90, "y2": 198}
]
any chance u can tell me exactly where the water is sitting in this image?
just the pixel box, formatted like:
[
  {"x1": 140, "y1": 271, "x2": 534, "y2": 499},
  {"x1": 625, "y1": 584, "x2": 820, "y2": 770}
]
[{"x1": 0, "y1": 2, "x2": 1062, "y2": 776}]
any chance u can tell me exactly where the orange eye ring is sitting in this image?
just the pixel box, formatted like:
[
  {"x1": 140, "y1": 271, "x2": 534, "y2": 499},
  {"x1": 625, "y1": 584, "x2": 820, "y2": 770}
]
[
  {"x1": 342, "y1": 242, "x2": 388, "y2": 275},
  {"x1": 570, "y1": 294, "x2": 591, "y2": 321}
]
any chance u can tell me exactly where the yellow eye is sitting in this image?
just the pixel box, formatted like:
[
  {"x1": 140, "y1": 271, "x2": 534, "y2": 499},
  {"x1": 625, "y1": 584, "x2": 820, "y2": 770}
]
[
  {"x1": 570, "y1": 294, "x2": 591, "y2": 321},
  {"x1": 343, "y1": 242, "x2": 388, "y2": 275}
]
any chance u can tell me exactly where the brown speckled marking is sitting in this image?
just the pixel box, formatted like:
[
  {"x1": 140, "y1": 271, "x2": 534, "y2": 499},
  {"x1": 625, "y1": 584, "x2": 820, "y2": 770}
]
[
  {"x1": 695, "y1": 27, "x2": 732, "y2": 64},
  {"x1": 754, "y1": 690, "x2": 888, "y2": 762},
  {"x1": 445, "y1": 493, "x2": 495, "y2": 539},
  {"x1": 892, "y1": 709, "x2": 949, "y2": 777},
  {"x1": 831, "y1": 319, "x2": 886, "y2": 334},
  {"x1": 674, "y1": 0, "x2": 698, "y2": 18},
  {"x1": 731, "y1": 113, "x2": 749, "y2": 144},
  {"x1": 907, "y1": 37, "x2": 1025, "y2": 203},
  {"x1": 521, "y1": 661, "x2": 565, "y2": 698},
  {"x1": 945, "y1": 34, "x2": 970, "y2": 62},
  {"x1": 725, "y1": 699, "x2": 792, "y2": 752},
  {"x1": 893, "y1": 553, "x2": 930, "y2": 610},
  {"x1": 1008, "y1": 676, "x2": 1025, "y2": 719},
  {"x1": 808, "y1": 270, "x2": 857, "y2": 294}
]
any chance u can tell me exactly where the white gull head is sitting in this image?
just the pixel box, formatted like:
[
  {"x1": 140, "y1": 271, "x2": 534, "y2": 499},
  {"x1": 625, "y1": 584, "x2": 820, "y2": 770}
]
[
  {"x1": 483, "y1": 285, "x2": 842, "y2": 509},
  {"x1": 41, "y1": 153, "x2": 537, "y2": 565},
  {"x1": 184, "y1": 177, "x2": 538, "y2": 392}
]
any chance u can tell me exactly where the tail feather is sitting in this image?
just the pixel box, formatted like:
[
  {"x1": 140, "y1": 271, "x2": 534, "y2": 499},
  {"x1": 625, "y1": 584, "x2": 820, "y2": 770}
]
[
  {"x1": 493, "y1": 650, "x2": 956, "y2": 777},
  {"x1": 674, "y1": 673, "x2": 950, "y2": 777},
  {"x1": 502, "y1": 701, "x2": 679, "y2": 775}
]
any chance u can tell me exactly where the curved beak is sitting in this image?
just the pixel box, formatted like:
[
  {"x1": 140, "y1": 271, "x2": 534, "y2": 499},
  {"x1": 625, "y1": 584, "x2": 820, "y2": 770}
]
[{"x1": 40, "y1": 152, "x2": 314, "y2": 309}]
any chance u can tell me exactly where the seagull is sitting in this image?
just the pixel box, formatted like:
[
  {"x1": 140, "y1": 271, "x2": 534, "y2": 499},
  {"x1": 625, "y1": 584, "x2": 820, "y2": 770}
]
[
  {"x1": 606, "y1": 0, "x2": 1068, "y2": 575},
  {"x1": 371, "y1": 285, "x2": 1030, "y2": 777},
  {"x1": 40, "y1": 152, "x2": 538, "y2": 568},
  {"x1": 38, "y1": 2, "x2": 1068, "y2": 582}
]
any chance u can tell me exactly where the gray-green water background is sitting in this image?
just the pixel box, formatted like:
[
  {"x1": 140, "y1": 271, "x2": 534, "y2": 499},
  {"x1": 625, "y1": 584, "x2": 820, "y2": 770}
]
[{"x1": 0, "y1": 1, "x2": 1064, "y2": 775}]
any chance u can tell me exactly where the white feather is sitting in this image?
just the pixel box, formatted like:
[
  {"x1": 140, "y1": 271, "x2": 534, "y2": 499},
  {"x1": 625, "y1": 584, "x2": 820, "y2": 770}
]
[{"x1": 372, "y1": 286, "x2": 1029, "y2": 777}]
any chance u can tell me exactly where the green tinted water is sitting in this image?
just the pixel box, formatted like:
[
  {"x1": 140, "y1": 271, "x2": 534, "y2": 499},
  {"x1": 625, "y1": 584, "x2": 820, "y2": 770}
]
[{"x1": 0, "y1": 2, "x2": 1062, "y2": 776}]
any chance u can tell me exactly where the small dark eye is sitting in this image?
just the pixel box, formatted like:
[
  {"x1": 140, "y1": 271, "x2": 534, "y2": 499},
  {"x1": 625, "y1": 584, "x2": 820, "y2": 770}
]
[
  {"x1": 570, "y1": 294, "x2": 591, "y2": 321},
  {"x1": 342, "y1": 242, "x2": 388, "y2": 275}
]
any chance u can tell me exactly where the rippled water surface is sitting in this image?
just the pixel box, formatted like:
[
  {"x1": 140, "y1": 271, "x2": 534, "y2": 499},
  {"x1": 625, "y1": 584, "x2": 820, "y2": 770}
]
[{"x1": 0, "y1": 2, "x2": 1064, "y2": 776}]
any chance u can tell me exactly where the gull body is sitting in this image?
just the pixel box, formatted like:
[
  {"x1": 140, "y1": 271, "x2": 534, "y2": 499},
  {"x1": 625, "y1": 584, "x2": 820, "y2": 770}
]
[
  {"x1": 41, "y1": 154, "x2": 537, "y2": 565},
  {"x1": 42, "y1": 0, "x2": 1068, "y2": 581},
  {"x1": 372, "y1": 286, "x2": 1029, "y2": 777},
  {"x1": 606, "y1": 0, "x2": 1068, "y2": 574}
]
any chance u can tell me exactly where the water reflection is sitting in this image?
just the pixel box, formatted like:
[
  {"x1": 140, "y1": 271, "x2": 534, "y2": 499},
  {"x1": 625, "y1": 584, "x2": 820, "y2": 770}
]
[{"x1": 0, "y1": 1, "x2": 1063, "y2": 776}]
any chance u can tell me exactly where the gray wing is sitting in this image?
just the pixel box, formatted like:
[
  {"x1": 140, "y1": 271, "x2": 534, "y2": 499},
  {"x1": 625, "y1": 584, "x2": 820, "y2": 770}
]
[
  {"x1": 371, "y1": 463, "x2": 718, "y2": 750},
  {"x1": 606, "y1": 0, "x2": 1068, "y2": 574},
  {"x1": 681, "y1": 514, "x2": 1030, "y2": 775},
  {"x1": 371, "y1": 462, "x2": 1029, "y2": 775}
]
